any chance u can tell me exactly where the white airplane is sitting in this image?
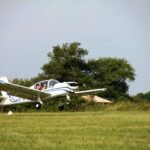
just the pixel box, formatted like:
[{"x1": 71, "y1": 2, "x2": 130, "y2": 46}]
[{"x1": 0, "y1": 77, "x2": 106, "y2": 110}]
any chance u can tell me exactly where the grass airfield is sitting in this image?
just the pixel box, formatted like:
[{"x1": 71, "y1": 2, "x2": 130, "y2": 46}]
[{"x1": 0, "y1": 111, "x2": 150, "y2": 150}]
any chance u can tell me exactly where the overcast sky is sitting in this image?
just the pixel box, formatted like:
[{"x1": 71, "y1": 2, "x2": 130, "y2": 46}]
[{"x1": 0, "y1": 0, "x2": 150, "y2": 95}]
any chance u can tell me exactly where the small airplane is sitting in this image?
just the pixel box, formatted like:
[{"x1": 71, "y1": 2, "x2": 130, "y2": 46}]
[{"x1": 0, "y1": 77, "x2": 106, "y2": 110}]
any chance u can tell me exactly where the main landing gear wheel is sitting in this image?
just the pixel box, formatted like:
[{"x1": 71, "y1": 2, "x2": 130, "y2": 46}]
[
  {"x1": 58, "y1": 103, "x2": 64, "y2": 111},
  {"x1": 35, "y1": 103, "x2": 41, "y2": 109}
]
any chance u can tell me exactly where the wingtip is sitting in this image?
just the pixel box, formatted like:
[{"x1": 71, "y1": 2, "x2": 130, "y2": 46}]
[{"x1": 103, "y1": 88, "x2": 107, "y2": 91}]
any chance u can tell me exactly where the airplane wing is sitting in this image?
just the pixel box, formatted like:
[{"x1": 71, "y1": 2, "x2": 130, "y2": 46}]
[
  {"x1": 74, "y1": 88, "x2": 106, "y2": 95},
  {"x1": 0, "y1": 81, "x2": 51, "y2": 101}
]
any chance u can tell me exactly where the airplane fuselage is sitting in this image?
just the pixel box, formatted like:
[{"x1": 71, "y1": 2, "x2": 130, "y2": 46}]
[
  {"x1": 0, "y1": 79, "x2": 78, "y2": 106},
  {"x1": 0, "y1": 77, "x2": 106, "y2": 110}
]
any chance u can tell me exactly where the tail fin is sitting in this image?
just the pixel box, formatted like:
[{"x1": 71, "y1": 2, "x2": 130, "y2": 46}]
[
  {"x1": 1, "y1": 91, "x2": 8, "y2": 97},
  {"x1": 0, "y1": 90, "x2": 32, "y2": 106},
  {"x1": 0, "y1": 77, "x2": 32, "y2": 105},
  {"x1": 0, "y1": 76, "x2": 9, "y2": 84},
  {"x1": 0, "y1": 90, "x2": 21, "y2": 106},
  {"x1": 0, "y1": 77, "x2": 10, "y2": 105},
  {"x1": 0, "y1": 91, "x2": 10, "y2": 105}
]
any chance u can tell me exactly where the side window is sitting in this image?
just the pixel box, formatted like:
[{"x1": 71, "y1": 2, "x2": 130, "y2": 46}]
[
  {"x1": 35, "y1": 83, "x2": 41, "y2": 90},
  {"x1": 42, "y1": 81, "x2": 48, "y2": 90},
  {"x1": 35, "y1": 81, "x2": 48, "y2": 90}
]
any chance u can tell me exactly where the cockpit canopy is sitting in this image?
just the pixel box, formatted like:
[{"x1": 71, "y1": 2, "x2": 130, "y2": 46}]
[
  {"x1": 34, "y1": 79, "x2": 59, "y2": 90},
  {"x1": 49, "y1": 79, "x2": 59, "y2": 88}
]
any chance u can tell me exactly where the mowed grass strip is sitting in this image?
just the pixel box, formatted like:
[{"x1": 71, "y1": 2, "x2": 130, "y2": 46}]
[{"x1": 0, "y1": 111, "x2": 150, "y2": 150}]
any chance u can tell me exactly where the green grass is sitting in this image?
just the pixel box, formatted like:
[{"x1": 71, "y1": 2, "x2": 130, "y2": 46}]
[{"x1": 0, "y1": 111, "x2": 150, "y2": 150}]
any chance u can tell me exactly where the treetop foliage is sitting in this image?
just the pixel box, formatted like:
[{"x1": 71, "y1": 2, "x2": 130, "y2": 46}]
[
  {"x1": 87, "y1": 57, "x2": 135, "y2": 99},
  {"x1": 48, "y1": 42, "x2": 88, "y2": 60},
  {"x1": 41, "y1": 42, "x2": 88, "y2": 82}
]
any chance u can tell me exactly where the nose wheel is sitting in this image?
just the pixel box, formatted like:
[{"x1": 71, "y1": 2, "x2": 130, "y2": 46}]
[{"x1": 66, "y1": 101, "x2": 70, "y2": 106}]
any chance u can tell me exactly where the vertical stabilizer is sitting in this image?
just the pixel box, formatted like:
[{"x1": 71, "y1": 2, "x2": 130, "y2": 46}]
[
  {"x1": 1, "y1": 91, "x2": 8, "y2": 97},
  {"x1": 0, "y1": 77, "x2": 33, "y2": 105},
  {"x1": 0, "y1": 77, "x2": 13, "y2": 105},
  {"x1": 0, "y1": 91, "x2": 10, "y2": 105},
  {"x1": 0, "y1": 77, "x2": 9, "y2": 84}
]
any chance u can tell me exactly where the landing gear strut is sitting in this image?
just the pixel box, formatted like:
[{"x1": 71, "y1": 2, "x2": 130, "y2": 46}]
[
  {"x1": 66, "y1": 94, "x2": 71, "y2": 106},
  {"x1": 35, "y1": 97, "x2": 43, "y2": 109},
  {"x1": 58, "y1": 95, "x2": 71, "y2": 111}
]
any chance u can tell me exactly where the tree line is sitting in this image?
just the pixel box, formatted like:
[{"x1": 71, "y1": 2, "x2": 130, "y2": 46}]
[{"x1": 2, "y1": 42, "x2": 150, "y2": 112}]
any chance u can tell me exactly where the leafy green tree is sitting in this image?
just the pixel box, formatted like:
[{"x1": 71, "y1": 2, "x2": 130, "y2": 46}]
[
  {"x1": 87, "y1": 58, "x2": 135, "y2": 99},
  {"x1": 134, "y1": 91, "x2": 150, "y2": 102},
  {"x1": 40, "y1": 43, "x2": 135, "y2": 99},
  {"x1": 12, "y1": 78, "x2": 33, "y2": 87}
]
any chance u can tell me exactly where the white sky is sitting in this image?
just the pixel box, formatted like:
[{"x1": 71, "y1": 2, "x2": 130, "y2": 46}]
[{"x1": 0, "y1": 0, "x2": 150, "y2": 95}]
